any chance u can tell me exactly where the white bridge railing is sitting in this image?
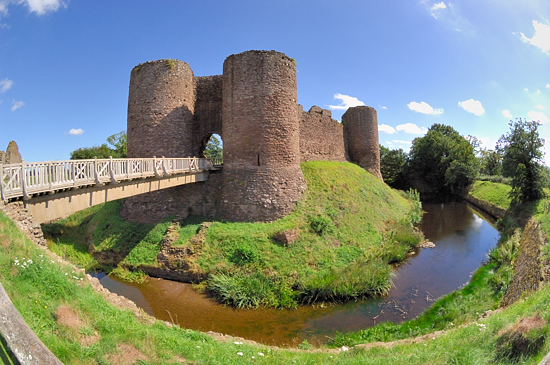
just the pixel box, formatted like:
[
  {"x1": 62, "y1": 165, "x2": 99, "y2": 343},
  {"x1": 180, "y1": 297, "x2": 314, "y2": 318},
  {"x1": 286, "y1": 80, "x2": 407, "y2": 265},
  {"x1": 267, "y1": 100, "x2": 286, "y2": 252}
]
[{"x1": 1, "y1": 157, "x2": 214, "y2": 201}]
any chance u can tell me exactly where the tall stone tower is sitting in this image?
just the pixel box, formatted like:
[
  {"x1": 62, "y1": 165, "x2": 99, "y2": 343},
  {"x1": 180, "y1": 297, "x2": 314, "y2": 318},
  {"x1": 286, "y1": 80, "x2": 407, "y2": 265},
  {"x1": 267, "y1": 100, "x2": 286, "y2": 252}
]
[
  {"x1": 127, "y1": 59, "x2": 196, "y2": 158},
  {"x1": 218, "y1": 50, "x2": 306, "y2": 221},
  {"x1": 342, "y1": 106, "x2": 382, "y2": 180}
]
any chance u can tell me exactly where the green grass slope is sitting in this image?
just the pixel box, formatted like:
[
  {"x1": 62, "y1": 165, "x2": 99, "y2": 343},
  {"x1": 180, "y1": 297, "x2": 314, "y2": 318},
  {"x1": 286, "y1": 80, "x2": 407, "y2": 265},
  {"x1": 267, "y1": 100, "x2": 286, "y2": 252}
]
[
  {"x1": 3, "y1": 208, "x2": 550, "y2": 363},
  {"x1": 45, "y1": 161, "x2": 422, "y2": 308}
]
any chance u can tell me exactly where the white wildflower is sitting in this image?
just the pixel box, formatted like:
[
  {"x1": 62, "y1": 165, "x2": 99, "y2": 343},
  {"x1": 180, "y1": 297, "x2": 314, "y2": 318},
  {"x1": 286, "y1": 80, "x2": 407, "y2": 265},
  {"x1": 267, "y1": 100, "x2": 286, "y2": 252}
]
[{"x1": 237, "y1": 352, "x2": 243, "y2": 356}]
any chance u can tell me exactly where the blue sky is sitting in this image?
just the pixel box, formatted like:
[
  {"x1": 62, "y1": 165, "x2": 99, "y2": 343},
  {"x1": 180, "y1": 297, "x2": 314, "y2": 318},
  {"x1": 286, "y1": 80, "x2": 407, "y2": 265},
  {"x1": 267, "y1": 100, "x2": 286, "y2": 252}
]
[{"x1": 0, "y1": 0, "x2": 549, "y2": 162}]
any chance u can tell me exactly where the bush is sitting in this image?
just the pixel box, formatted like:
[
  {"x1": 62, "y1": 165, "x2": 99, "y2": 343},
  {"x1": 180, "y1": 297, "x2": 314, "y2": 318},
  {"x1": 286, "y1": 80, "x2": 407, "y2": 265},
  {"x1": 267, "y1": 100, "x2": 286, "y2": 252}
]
[
  {"x1": 308, "y1": 215, "x2": 334, "y2": 235},
  {"x1": 229, "y1": 243, "x2": 258, "y2": 266}
]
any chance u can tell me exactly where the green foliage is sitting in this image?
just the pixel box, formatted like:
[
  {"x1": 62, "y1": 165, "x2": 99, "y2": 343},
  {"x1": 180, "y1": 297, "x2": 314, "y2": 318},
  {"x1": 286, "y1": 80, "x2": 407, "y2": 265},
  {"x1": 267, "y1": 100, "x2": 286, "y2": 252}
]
[
  {"x1": 229, "y1": 243, "x2": 258, "y2": 266},
  {"x1": 70, "y1": 131, "x2": 127, "y2": 159},
  {"x1": 478, "y1": 149, "x2": 503, "y2": 176},
  {"x1": 379, "y1": 145, "x2": 408, "y2": 188},
  {"x1": 308, "y1": 215, "x2": 334, "y2": 235},
  {"x1": 166, "y1": 59, "x2": 176, "y2": 71},
  {"x1": 408, "y1": 124, "x2": 478, "y2": 197},
  {"x1": 469, "y1": 180, "x2": 512, "y2": 211},
  {"x1": 497, "y1": 118, "x2": 546, "y2": 205},
  {"x1": 203, "y1": 134, "x2": 222, "y2": 160}
]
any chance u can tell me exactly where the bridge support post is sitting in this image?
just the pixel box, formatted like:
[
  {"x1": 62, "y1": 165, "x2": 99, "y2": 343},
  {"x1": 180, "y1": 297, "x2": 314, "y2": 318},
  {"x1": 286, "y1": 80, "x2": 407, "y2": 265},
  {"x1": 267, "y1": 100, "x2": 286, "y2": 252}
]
[
  {"x1": 108, "y1": 156, "x2": 118, "y2": 184},
  {"x1": 21, "y1": 160, "x2": 29, "y2": 200},
  {"x1": 93, "y1": 157, "x2": 101, "y2": 186}
]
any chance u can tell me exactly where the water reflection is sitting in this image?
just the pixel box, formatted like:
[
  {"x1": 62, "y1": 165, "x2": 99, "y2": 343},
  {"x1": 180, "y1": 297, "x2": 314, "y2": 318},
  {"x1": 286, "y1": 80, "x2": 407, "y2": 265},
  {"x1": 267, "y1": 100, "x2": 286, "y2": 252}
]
[{"x1": 95, "y1": 201, "x2": 499, "y2": 346}]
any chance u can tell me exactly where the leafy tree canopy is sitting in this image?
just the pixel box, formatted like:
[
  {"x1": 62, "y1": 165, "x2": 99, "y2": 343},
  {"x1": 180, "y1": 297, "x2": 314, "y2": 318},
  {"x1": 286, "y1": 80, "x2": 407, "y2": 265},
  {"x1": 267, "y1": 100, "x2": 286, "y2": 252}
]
[
  {"x1": 70, "y1": 131, "x2": 127, "y2": 160},
  {"x1": 497, "y1": 118, "x2": 545, "y2": 205},
  {"x1": 203, "y1": 134, "x2": 223, "y2": 161},
  {"x1": 408, "y1": 123, "x2": 477, "y2": 197},
  {"x1": 380, "y1": 145, "x2": 408, "y2": 189}
]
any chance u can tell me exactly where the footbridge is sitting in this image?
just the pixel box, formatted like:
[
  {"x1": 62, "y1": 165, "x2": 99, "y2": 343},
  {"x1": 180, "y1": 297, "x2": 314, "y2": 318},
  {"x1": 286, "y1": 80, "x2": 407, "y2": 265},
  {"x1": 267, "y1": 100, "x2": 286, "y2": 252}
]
[{"x1": 0, "y1": 157, "x2": 220, "y2": 223}]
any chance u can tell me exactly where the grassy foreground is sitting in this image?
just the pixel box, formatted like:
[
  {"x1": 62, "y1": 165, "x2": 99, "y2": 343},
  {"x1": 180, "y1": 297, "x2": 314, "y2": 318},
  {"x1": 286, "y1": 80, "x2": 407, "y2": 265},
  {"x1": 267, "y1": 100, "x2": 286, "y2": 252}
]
[
  {"x1": 45, "y1": 161, "x2": 423, "y2": 309},
  {"x1": 3, "y1": 208, "x2": 550, "y2": 363}
]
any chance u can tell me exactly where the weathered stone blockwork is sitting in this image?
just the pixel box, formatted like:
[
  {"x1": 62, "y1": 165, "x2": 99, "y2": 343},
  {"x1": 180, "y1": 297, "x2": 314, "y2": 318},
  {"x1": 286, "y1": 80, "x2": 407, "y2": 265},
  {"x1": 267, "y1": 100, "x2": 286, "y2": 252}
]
[
  {"x1": 299, "y1": 106, "x2": 346, "y2": 163},
  {"x1": 342, "y1": 106, "x2": 382, "y2": 180},
  {"x1": 124, "y1": 50, "x2": 381, "y2": 223}
]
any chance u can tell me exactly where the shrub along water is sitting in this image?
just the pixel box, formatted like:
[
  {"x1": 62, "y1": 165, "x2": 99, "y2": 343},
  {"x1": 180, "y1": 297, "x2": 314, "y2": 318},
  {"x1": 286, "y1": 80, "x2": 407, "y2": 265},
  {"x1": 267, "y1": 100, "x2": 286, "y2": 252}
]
[{"x1": 44, "y1": 161, "x2": 423, "y2": 309}]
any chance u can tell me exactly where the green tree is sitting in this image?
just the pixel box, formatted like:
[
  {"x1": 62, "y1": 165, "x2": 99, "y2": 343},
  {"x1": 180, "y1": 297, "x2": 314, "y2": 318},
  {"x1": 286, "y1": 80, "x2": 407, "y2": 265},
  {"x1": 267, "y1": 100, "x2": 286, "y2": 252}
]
[
  {"x1": 497, "y1": 119, "x2": 545, "y2": 205},
  {"x1": 379, "y1": 145, "x2": 408, "y2": 189},
  {"x1": 408, "y1": 124, "x2": 477, "y2": 197},
  {"x1": 70, "y1": 131, "x2": 127, "y2": 159},
  {"x1": 204, "y1": 134, "x2": 223, "y2": 160},
  {"x1": 478, "y1": 149, "x2": 503, "y2": 176}
]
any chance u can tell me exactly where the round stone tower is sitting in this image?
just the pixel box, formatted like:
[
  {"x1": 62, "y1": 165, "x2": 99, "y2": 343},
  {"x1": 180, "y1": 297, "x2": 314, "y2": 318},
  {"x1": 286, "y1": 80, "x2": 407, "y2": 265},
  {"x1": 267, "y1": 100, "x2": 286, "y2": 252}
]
[
  {"x1": 342, "y1": 106, "x2": 382, "y2": 180},
  {"x1": 219, "y1": 50, "x2": 306, "y2": 222},
  {"x1": 127, "y1": 59, "x2": 195, "y2": 158}
]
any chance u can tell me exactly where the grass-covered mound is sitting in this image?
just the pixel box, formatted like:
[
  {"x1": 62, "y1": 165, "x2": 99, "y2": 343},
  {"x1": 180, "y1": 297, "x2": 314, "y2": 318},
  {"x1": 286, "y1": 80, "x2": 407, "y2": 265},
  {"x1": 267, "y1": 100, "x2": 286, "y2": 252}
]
[
  {"x1": 44, "y1": 161, "x2": 423, "y2": 308},
  {"x1": 469, "y1": 180, "x2": 512, "y2": 211},
  {"x1": 3, "y1": 208, "x2": 550, "y2": 363}
]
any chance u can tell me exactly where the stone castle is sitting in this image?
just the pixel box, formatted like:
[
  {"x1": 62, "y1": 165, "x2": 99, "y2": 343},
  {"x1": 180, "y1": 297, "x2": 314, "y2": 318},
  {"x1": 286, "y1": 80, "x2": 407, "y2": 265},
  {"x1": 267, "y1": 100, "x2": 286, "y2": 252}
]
[{"x1": 122, "y1": 50, "x2": 381, "y2": 223}]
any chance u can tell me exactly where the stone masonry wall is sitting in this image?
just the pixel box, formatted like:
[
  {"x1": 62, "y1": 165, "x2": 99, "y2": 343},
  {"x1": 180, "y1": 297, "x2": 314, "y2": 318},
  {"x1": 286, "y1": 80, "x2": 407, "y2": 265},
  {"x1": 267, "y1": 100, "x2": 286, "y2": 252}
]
[
  {"x1": 194, "y1": 75, "x2": 223, "y2": 157},
  {"x1": 127, "y1": 59, "x2": 196, "y2": 158},
  {"x1": 342, "y1": 106, "x2": 382, "y2": 180},
  {"x1": 123, "y1": 51, "x2": 381, "y2": 223},
  {"x1": 299, "y1": 105, "x2": 346, "y2": 163},
  {"x1": 218, "y1": 50, "x2": 305, "y2": 222}
]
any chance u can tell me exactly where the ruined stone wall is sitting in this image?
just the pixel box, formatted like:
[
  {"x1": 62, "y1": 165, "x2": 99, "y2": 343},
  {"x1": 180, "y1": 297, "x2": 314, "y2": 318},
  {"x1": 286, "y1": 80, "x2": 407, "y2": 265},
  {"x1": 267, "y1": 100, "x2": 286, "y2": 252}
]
[
  {"x1": 342, "y1": 106, "x2": 382, "y2": 180},
  {"x1": 127, "y1": 59, "x2": 196, "y2": 158},
  {"x1": 299, "y1": 106, "x2": 346, "y2": 163},
  {"x1": 0, "y1": 141, "x2": 22, "y2": 164},
  {"x1": 194, "y1": 75, "x2": 223, "y2": 157},
  {"x1": 218, "y1": 50, "x2": 305, "y2": 222}
]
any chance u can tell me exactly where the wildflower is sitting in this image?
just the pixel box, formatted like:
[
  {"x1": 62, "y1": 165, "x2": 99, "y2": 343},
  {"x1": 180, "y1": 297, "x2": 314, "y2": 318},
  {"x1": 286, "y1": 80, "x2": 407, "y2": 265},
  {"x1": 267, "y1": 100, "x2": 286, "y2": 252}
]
[
  {"x1": 258, "y1": 352, "x2": 264, "y2": 356},
  {"x1": 237, "y1": 352, "x2": 243, "y2": 356},
  {"x1": 252, "y1": 356, "x2": 255, "y2": 359},
  {"x1": 234, "y1": 341, "x2": 243, "y2": 345},
  {"x1": 341, "y1": 346, "x2": 349, "y2": 352}
]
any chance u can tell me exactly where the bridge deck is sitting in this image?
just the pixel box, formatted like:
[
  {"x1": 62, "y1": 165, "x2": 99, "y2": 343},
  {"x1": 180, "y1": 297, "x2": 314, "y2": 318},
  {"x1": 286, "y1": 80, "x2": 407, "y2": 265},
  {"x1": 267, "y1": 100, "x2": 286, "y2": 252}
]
[{"x1": 1, "y1": 157, "x2": 216, "y2": 201}]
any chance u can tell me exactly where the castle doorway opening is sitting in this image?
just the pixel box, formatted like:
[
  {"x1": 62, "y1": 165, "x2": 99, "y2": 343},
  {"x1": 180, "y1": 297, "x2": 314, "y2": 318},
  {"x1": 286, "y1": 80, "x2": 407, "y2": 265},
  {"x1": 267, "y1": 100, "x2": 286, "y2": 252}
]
[{"x1": 200, "y1": 133, "x2": 223, "y2": 165}]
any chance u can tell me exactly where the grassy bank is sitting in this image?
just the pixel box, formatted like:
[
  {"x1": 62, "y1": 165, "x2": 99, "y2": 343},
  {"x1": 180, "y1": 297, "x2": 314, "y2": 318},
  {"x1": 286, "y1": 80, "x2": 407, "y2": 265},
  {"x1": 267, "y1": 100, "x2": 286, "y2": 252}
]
[
  {"x1": 3, "y1": 208, "x2": 550, "y2": 363},
  {"x1": 45, "y1": 161, "x2": 423, "y2": 308}
]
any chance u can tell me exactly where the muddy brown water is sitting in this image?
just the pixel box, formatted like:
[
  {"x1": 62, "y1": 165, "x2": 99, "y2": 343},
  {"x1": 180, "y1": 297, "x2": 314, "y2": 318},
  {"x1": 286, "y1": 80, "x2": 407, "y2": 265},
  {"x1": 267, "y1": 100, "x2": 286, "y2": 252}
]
[{"x1": 94, "y1": 201, "x2": 499, "y2": 346}]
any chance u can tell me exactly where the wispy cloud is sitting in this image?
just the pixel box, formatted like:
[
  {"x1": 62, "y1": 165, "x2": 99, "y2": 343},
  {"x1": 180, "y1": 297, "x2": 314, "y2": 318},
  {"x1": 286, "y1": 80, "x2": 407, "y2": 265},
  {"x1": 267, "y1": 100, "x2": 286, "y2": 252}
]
[
  {"x1": 407, "y1": 101, "x2": 443, "y2": 115},
  {"x1": 328, "y1": 93, "x2": 365, "y2": 110},
  {"x1": 0, "y1": 78, "x2": 13, "y2": 92},
  {"x1": 379, "y1": 124, "x2": 396, "y2": 134},
  {"x1": 502, "y1": 109, "x2": 513, "y2": 119},
  {"x1": 520, "y1": 20, "x2": 550, "y2": 54},
  {"x1": 528, "y1": 111, "x2": 549, "y2": 124},
  {"x1": 396, "y1": 123, "x2": 428, "y2": 134},
  {"x1": 11, "y1": 99, "x2": 24, "y2": 111},
  {"x1": 379, "y1": 105, "x2": 388, "y2": 110},
  {"x1": 421, "y1": 1, "x2": 472, "y2": 33},
  {"x1": 547, "y1": 83, "x2": 550, "y2": 88},
  {"x1": 0, "y1": 0, "x2": 66, "y2": 21},
  {"x1": 67, "y1": 128, "x2": 84, "y2": 135},
  {"x1": 458, "y1": 99, "x2": 485, "y2": 116},
  {"x1": 536, "y1": 105, "x2": 546, "y2": 110}
]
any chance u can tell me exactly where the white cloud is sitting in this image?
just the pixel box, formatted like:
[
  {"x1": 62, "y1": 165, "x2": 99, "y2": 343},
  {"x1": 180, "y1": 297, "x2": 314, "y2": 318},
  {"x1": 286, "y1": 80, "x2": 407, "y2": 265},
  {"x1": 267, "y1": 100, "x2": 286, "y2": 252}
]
[
  {"x1": 20, "y1": 0, "x2": 65, "y2": 15},
  {"x1": 392, "y1": 140, "x2": 412, "y2": 145},
  {"x1": 396, "y1": 123, "x2": 428, "y2": 134},
  {"x1": 0, "y1": 0, "x2": 65, "y2": 20},
  {"x1": 379, "y1": 105, "x2": 388, "y2": 110},
  {"x1": 536, "y1": 105, "x2": 546, "y2": 110},
  {"x1": 547, "y1": 83, "x2": 550, "y2": 88},
  {"x1": 528, "y1": 111, "x2": 549, "y2": 124},
  {"x1": 328, "y1": 93, "x2": 365, "y2": 110},
  {"x1": 67, "y1": 128, "x2": 84, "y2": 135},
  {"x1": 458, "y1": 99, "x2": 485, "y2": 116},
  {"x1": 407, "y1": 101, "x2": 443, "y2": 115},
  {"x1": 476, "y1": 136, "x2": 492, "y2": 149},
  {"x1": 379, "y1": 124, "x2": 396, "y2": 134},
  {"x1": 502, "y1": 109, "x2": 513, "y2": 119},
  {"x1": 520, "y1": 20, "x2": 550, "y2": 54},
  {"x1": 11, "y1": 99, "x2": 24, "y2": 111},
  {"x1": 0, "y1": 78, "x2": 12, "y2": 92},
  {"x1": 430, "y1": 1, "x2": 446, "y2": 19}
]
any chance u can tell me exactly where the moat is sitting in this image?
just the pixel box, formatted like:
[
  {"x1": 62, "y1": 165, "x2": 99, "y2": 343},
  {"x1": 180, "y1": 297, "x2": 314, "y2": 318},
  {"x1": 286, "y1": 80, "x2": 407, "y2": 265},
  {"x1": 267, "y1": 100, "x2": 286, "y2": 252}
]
[{"x1": 94, "y1": 201, "x2": 499, "y2": 346}]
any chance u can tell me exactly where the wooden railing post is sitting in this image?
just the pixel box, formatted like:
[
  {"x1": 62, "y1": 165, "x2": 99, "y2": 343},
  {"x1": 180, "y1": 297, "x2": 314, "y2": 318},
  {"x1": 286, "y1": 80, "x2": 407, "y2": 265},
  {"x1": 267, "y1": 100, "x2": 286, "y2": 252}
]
[
  {"x1": 153, "y1": 156, "x2": 162, "y2": 177},
  {"x1": 0, "y1": 163, "x2": 5, "y2": 201},
  {"x1": 94, "y1": 157, "x2": 101, "y2": 185},
  {"x1": 21, "y1": 160, "x2": 29, "y2": 200},
  {"x1": 109, "y1": 156, "x2": 118, "y2": 183},
  {"x1": 161, "y1": 156, "x2": 169, "y2": 176}
]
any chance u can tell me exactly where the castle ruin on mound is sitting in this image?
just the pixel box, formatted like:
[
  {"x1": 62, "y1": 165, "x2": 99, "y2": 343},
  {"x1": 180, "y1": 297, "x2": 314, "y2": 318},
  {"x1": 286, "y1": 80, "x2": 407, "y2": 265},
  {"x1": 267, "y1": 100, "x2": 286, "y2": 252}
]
[{"x1": 123, "y1": 50, "x2": 381, "y2": 223}]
